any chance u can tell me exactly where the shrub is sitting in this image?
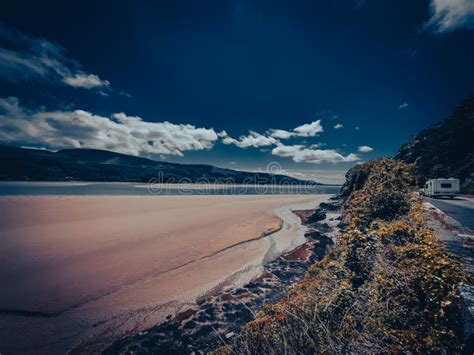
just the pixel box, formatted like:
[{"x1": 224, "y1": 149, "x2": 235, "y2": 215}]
[
  {"x1": 342, "y1": 159, "x2": 414, "y2": 226},
  {"x1": 214, "y1": 159, "x2": 467, "y2": 354}
]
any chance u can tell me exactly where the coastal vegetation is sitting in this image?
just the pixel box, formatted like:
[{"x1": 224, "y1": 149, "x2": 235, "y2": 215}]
[{"x1": 215, "y1": 159, "x2": 468, "y2": 353}]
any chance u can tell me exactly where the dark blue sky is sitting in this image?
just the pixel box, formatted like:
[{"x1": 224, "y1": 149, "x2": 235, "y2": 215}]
[{"x1": 1, "y1": 0, "x2": 473, "y2": 183}]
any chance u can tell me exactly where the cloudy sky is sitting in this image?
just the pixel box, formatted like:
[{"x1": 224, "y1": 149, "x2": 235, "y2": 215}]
[{"x1": 1, "y1": 0, "x2": 474, "y2": 183}]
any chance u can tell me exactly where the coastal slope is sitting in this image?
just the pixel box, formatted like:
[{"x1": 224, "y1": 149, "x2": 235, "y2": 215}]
[{"x1": 218, "y1": 159, "x2": 467, "y2": 353}]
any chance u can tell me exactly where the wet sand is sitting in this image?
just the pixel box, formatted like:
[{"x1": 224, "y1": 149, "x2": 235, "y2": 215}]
[
  {"x1": 106, "y1": 202, "x2": 341, "y2": 354},
  {"x1": 0, "y1": 194, "x2": 330, "y2": 353}
]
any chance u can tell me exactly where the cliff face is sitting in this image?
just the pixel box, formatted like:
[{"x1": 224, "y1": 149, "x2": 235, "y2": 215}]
[
  {"x1": 339, "y1": 162, "x2": 372, "y2": 201},
  {"x1": 339, "y1": 159, "x2": 415, "y2": 203},
  {"x1": 396, "y1": 95, "x2": 474, "y2": 193}
]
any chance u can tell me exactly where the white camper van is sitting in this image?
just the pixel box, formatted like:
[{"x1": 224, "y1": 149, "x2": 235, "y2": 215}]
[{"x1": 423, "y1": 178, "x2": 460, "y2": 199}]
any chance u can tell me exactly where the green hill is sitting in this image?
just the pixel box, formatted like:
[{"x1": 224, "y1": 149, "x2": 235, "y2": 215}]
[
  {"x1": 396, "y1": 95, "x2": 474, "y2": 193},
  {"x1": 0, "y1": 145, "x2": 315, "y2": 185}
]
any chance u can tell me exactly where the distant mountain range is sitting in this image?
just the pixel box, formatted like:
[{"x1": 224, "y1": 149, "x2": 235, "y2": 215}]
[
  {"x1": 396, "y1": 95, "x2": 474, "y2": 193},
  {"x1": 0, "y1": 145, "x2": 318, "y2": 185}
]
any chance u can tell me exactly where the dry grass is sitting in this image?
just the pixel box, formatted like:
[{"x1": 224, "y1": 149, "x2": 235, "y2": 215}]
[{"x1": 214, "y1": 159, "x2": 468, "y2": 354}]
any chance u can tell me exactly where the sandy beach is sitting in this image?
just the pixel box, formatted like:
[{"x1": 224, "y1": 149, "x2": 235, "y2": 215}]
[{"x1": 0, "y1": 194, "x2": 330, "y2": 353}]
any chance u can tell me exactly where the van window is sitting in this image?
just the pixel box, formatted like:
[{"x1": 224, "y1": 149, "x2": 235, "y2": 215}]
[{"x1": 441, "y1": 183, "x2": 452, "y2": 188}]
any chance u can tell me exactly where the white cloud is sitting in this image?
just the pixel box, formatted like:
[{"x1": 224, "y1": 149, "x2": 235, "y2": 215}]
[
  {"x1": 334, "y1": 123, "x2": 343, "y2": 129},
  {"x1": 310, "y1": 143, "x2": 326, "y2": 149},
  {"x1": 63, "y1": 74, "x2": 110, "y2": 89},
  {"x1": 293, "y1": 120, "x2": 324, "y2": 137},
  {"x1": 223, "y1": 119, "x2": 326, "y2": 156},
  {"x1": 425, "y1": 0, "x2": 474, "y2": 33},
  {"x1": 271, "y1": 143, "x2": 360, "y2": 164},
  {"x1": 358, "y1": 145, "x2": 374, "y2": 153},
  {"x1": 399, "y1": 102, "x2": 408, "y2": 109},
  {"x1": 0, "y1": 24, "x2": 110, "y2": 91},
  {"x1": 219, "y1": 130, "x2": 277, "y2": 148},
  {"x1": 267, "y1": 128, "x2": 295, "y2": 139},
  {"x1": 223, "y1": 119, "x2": 324, "y2": 150},
  {"x1": 268, "y1": 119, "x2": 324, "y2": 139},
  {"x1": 0, "y1": 97, "x2": 218, "y2": 156}
]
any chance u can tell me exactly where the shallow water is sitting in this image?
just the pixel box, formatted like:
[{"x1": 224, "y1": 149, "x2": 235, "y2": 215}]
[{"x1": 0, "y1": 181, "x2": 340, "y2": 196}]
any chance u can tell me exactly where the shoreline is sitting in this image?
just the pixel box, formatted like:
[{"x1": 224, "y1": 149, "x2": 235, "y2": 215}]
[
  {"x1": 75, "y1": 196, "x2": 328, "y2": 353},
  {"x1": 0, "y1": 194, "x2": 331, "y2": 353},
  {"x1": 104, "y1": 199, "x2": 341, "y2": 353},
  {"x1": 0, "y1": 182, "x2": 340, "y2": 197},
  {"x1": 0, "y1": 181, "x2": 342, "y2": 187}
]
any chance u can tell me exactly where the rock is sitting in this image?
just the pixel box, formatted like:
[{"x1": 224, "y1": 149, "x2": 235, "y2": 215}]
[
  {"x1": 307, "y1": 209, "x2": 326, "y2": 224},
  {"x1": 319, "y1": 202, "x2": 340, "y2": 211}
]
